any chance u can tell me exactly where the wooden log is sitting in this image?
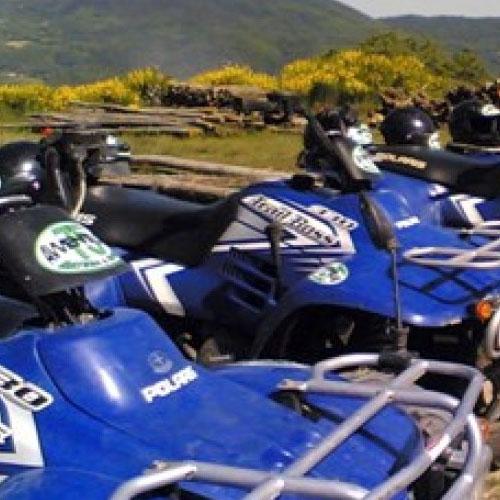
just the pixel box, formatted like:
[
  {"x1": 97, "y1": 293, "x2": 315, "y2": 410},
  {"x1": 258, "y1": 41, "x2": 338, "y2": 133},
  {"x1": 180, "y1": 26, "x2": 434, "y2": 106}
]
[
  {"x1": 70, "y1": 101, "x2": 139, "y2": 114},
  {"x1": 103, "y1": 126, "x2": 197, "y2": 137},
  {"x1": 187, "y1": 119, "x2": 217, "y2": 133},
  {"x1": 25, "y1": 101, "x2": 297, "y2": 137},
  {"x1": 131, "y1": 154, "x2": 292, "y2": 179},
  {"x1": 26, "y1": 122, "x2": 196, "y2": 137},
  {"x1": 0, "y1": 122, "x2": 37, "y2": 129},
  {"x1": 100, "y1": 173, "x2": 236, "y2": 199},
  {"x1": 30, "y1": 110, "x2": 227, "y2": 131},
  {"x1": 30, "y1": 114, "x2": 196, "y2": 130},
  {"x1": 70, "y1": 101, "x2": 222, "y2": 118},
  {"x1": 268, "y1": 125, "x2": 304, "y2": 135},
  {"x1": 30, "y1": 113, "x2": 77, "y2": 122}
]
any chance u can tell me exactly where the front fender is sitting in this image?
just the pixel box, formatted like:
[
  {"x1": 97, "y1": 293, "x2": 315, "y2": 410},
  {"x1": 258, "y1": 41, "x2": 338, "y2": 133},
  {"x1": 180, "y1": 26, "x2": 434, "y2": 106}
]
[
  {"x1": 0, "y1": 468, "x2": 120, "y2": 500},
  {"x1": 267, "y1": 263, "x2": 473, "y2": 335}
]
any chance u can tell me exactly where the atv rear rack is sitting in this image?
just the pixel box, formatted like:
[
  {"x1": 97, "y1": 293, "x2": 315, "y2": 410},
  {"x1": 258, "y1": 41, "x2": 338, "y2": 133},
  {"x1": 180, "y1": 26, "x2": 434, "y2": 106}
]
[
  {"x1": 110, "y1": 354, "x2": 490, "y2": 500},
  {"x1": 404, "y1": 234, "x2": 500, "y2": 269},
  {"x1": 460, "y1": 221, "x2": 500, "y2": 239}
]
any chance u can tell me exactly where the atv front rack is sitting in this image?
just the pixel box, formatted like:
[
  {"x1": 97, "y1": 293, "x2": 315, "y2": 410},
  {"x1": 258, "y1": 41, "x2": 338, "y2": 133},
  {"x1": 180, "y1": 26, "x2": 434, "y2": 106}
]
[
  {"x1": 460, "y1": 221, "x2": 500, "y2": 239},
  {"x1": 110, "y1": 354, "x2": 490, "y2": 500},
  {"x1": 404, "y1": 233, "x2": 500, "y2": 269}
]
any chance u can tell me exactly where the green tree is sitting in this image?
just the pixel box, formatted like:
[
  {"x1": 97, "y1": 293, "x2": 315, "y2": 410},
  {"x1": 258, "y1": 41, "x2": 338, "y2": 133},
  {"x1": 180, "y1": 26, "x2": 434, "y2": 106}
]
[
  {"x1": 452, "y1": 49, "x2": 489, "y2": 84},
  {"x1": 359, "y1": 32, "x2": 453, "y2": 77},
  {"x1": 358, "y1": 31, "x2": 489, "y2": 84}
]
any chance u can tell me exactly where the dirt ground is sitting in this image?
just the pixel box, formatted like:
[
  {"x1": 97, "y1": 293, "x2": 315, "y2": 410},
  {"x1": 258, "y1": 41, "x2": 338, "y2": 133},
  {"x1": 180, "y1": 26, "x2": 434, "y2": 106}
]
[{"x1": 484, "y1": 470, "x2": 500, "y2": 499}]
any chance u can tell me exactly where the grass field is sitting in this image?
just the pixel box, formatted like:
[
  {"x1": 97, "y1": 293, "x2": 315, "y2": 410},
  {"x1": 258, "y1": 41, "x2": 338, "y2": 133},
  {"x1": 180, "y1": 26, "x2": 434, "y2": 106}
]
[
  {"x1": 124, "y1": 130, "x2": 303, "y2": 170},
  {"x1": 0, "y1": 120, "x2": 303, "y2": 171}
]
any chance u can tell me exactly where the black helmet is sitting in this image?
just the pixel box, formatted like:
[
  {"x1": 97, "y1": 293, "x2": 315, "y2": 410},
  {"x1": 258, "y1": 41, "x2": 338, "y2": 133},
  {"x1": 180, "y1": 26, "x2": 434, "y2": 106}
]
[
  {"x1": 304, "y1": 107, "x2": 373, "y2": 149},
  {"x1": 84, "y1": 134, "x2": 131, "y2": 183},
  {"x1": 0, "y1": 141, "x2": 45, "y2": 198},
  {"x1": 381, "y1": 107, "x2": 439, "y2": 148},
  {"x1": 449, "y1": 99, "x2": 500, "y2": 146}
]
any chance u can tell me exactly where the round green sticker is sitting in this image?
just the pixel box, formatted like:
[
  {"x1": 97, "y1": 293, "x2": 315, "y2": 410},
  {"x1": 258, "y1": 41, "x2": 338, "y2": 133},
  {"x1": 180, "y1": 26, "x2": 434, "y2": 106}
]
[{"x1": 35, "y1": 222, "x2": 122, "y2": 274}]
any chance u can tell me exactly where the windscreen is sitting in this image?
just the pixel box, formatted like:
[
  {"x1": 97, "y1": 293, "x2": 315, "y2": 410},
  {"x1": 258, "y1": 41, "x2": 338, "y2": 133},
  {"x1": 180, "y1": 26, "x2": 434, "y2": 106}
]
[{"x1": 0, "y1": 205, "x2": 128, "y2": 297}]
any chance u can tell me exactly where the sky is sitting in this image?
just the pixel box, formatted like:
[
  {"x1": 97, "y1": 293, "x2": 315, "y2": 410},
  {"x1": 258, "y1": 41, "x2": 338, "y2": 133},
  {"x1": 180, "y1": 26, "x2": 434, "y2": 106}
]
[{"x1": 340, "y1": 1, "x2": 500, "y2": 18}]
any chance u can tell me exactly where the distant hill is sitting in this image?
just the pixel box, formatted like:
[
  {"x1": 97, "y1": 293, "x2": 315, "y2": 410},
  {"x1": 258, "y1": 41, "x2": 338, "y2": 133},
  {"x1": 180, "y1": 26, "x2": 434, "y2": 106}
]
[
  {"x1": 383, "y1": 16, "x2": 500, "y2": 76},
  {"x1": 0, "y1": 0, "x2": 379, "y2": 84},
  {"x1": 0, "y1": 1, "x2": 497, "y2": 85}
]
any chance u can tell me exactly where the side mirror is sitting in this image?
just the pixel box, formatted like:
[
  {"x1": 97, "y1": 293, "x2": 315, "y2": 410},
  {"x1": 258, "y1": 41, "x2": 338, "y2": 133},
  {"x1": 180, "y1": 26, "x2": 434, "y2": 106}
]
[{"x1": 359, "y1": 192, "x2": 398, "y2": 252}]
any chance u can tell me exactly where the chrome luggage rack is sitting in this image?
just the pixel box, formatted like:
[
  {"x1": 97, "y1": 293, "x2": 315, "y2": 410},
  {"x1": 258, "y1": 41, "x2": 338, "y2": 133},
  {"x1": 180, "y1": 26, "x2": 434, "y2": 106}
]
[
  {"x1": 404, "y1": 224, "x2": 500, "y2": 269},
  {"x1": 460, "y1": 221, "x2": 500, "y2": 239},
  {"x1": 110, "y1": 354, "x2": 490, "y2": 500}
]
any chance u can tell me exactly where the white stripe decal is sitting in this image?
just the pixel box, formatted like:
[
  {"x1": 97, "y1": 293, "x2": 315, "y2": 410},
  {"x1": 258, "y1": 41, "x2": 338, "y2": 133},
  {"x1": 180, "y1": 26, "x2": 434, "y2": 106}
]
[
  {"x1": 142, "y1": 264, "x2": 186, "y2": 317},
  {"x1": 450, "y1": 195, "x2": 485, "y2": 225},
  {"x1": 0, "y1": 397, "x2": 43, "y2": 467}
]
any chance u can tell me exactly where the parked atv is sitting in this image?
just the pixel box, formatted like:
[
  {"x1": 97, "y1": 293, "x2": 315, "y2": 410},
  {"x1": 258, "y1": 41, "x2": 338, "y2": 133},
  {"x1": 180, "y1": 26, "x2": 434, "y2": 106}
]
[
  {"x1": 299, "y1": 110, "x2": 500, "y2": 420},
  {"x1": 6, "y1": 124, "x2": 500, "y2": 415},
  {"x1": 34, "y1": 118, "x2": 500, "y2": 428},
  {"x1": 371, "y1": 145, "x2": 500, "y2": 226},
  {"x1": 0, "y1": 133, "x2": 487, "y2": 500},
  {"x1": 369, "y1": 105, "x2": 500, "y2": 229}
]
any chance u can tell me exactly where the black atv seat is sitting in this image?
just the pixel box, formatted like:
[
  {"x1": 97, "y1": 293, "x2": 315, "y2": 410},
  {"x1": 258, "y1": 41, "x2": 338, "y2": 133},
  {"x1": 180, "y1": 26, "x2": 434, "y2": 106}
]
[
  {"x1": 84, "y1": 186, "x2": 239, "y2": 266},
  {"x1": 373, "y1": 145, "x2": 500, "y2": 198},
  {"x1": 0, "y1": 293, "x2": 37, "y2": 338}
]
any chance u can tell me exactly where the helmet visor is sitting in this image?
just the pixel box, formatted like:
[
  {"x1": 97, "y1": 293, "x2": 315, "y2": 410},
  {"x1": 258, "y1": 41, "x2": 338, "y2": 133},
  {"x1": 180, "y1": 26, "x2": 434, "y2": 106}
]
[
  {"x1": 428, "y1": 132, "x2": 442, "y2": 150},
  {"x1": 471, "y1": 114, "x2": 500, "y2": 136}
]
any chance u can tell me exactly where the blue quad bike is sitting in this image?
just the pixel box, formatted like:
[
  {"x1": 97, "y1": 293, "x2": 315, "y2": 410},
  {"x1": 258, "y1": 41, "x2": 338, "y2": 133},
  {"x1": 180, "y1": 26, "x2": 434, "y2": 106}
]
[
  {"x1": 0, "y1": 134, "x2": 490, "y2": 500},
  {"x1": 26, "y1": 120, "x2": 500, "y2": 423},
  {"x1": 369, "y1": 144, "x2": 500, "y2": 231},
  {"x1": 303, "y1": 106, "x2": 500, "y2": 232},
  {"x1": 6, "y1": 126, "x2": 500, "y2": 415}
]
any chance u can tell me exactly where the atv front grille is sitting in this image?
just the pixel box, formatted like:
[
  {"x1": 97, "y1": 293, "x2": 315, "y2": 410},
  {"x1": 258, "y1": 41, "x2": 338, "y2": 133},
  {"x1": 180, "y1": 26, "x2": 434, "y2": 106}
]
[
  {"x1": 222, "y1": 249, "x2": 278, "y2": 313},
  {"x1": 110, "y1": 354, "x2": 490, "y2": 500}
]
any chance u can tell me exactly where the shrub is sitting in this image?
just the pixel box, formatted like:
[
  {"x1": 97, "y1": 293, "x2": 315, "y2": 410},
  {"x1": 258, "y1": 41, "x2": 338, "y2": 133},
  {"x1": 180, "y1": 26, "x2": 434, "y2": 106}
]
[
  {"x1": 123, "y1": 67, "x2": 172, "y2": 104},
  {"x1": 191, "y1": 64, "x2": 278, "y2": 90},
  {"x1": 280, "y1": 50, "x2": 450, "y2": 102},
  {"x1": 0, "y1": 83, "x2": 54, "y2": 112},
  {"x1": 0, "y1": 69, "x2": 173, "y2": 112}
]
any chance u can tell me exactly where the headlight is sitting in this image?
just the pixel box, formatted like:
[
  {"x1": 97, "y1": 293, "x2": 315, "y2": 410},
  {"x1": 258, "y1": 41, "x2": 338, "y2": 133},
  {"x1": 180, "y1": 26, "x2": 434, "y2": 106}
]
[{"x1": 484, "y1": 307, "x2": 500, "y2": 359}]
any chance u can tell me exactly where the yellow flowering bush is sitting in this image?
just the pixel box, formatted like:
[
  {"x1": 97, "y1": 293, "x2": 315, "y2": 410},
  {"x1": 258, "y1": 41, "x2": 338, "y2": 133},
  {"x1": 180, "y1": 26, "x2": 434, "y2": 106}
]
[
  {"x1": 0, "y1": 83, "x2": 54, "y2": 112},
  {"x1": 0, "y1": 68, "x2": 171, "y2": 112},
  {"x1": 70, "y1": 78, "x2": 140, "y2": 106},
  {"x1": 280, "y1": 50, "x2": 450, "y2": 100},
  {"x1": 0, "y1": 51, "x2": 456, "y2": 113},
  {"x1": 191, "y1": 64, "x2": 278, "y2": 90},
  {"x1": 123, "y1": 67, "x2": 172, "y2": 94}
]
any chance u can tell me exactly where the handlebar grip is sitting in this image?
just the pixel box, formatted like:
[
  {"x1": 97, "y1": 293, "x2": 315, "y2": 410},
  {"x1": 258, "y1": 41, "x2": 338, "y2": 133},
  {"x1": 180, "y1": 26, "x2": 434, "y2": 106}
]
[{"x1": 378, "y1": 352, "x2": 413, "y2": 373}]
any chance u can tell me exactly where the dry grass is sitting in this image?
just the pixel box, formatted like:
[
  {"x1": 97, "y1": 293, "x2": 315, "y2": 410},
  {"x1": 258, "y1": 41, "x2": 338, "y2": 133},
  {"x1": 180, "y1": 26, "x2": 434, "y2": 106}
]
[
  {"x1": 123, "y1": 130, "x2": 303, "y2": 171},
  {"x1": 484, "y1": 470, "x2": 500, "y2": 499},
  {"x1": 0, "y1": 118, "x2": 303, "y2": 171},
  {"x1": 0, "y1": 128, "x2": 36, "y2": 145}
]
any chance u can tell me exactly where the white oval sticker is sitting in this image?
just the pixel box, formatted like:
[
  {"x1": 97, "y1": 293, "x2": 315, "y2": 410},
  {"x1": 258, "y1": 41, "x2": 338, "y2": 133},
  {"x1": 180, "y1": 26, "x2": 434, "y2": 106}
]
[
  {"x1": 309, "y1": 262, "x2": 349, "y2": 286},
  {"x1": 35, "y1": 222, "x2": 122, "y2": 274}
]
